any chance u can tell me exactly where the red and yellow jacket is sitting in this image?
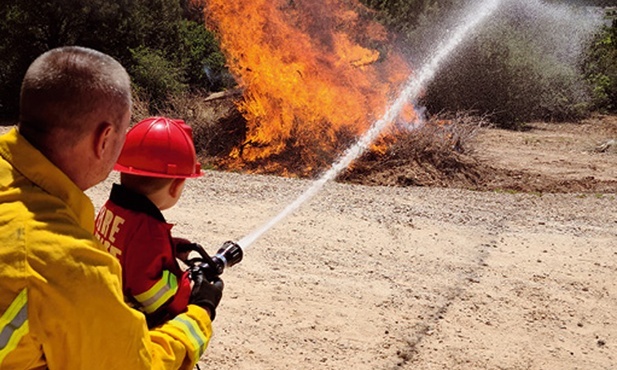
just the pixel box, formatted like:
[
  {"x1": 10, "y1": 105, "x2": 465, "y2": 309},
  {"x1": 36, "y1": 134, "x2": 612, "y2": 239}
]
[
  {"x1": 0, "y1": 128, "x2": 211, "y2": 369},
  {"x1": 95, "y1": 184, "x2": 192, "y2": 327}
]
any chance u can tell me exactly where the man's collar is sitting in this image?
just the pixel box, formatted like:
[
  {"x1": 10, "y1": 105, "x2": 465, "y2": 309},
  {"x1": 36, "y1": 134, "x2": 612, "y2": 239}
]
[{"x1": 0, "y1": 127, "x2": 95, "y2": 231}]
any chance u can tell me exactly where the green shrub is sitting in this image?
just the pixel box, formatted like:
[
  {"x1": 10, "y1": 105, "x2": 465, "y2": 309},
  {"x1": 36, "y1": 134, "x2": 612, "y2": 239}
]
[
  {"x1": 0, "y1": 0, "x2": 234, "y2": 118},
  {"x1": 173, "y1": 20, "x2": 233, "y2": 92},
  {"x1": 418, "y1": 2, "x2": 599, "y2": 128},
  {"x1": 583, "y1": 19, "x2": 617, "y2": 112},
  {"x1": 362, "y1": 0, "x2": 603, "y2": 128},
  {"x1": 129, "y1": 46, "x2": 187, "y2": 110}
]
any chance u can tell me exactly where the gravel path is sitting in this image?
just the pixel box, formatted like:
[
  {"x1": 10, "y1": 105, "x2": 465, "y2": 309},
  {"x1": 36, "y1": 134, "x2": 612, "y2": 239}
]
[{"x1": 88, "y1": 170, "x2": 617, "y2": 370}]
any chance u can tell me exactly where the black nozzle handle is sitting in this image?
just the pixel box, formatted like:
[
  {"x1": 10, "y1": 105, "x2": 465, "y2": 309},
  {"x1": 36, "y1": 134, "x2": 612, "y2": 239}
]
[{"x1": 190, "y1": 240, "x2": 243, "y2": 283}]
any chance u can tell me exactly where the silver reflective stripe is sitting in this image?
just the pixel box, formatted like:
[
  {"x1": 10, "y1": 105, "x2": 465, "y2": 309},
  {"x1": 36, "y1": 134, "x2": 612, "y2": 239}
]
[
  {"x1": 134, "y1": 270, "x2": 178, "y2": 314},
  {"x1": 170, "y1": 314, "x2": 207, "y2": 359},
  {"x1": 0, "y1": 303, "x2": 27, "y2": 348},
  {"x1": 0, "y1": 289, "x2": 29, "y2": 365}
]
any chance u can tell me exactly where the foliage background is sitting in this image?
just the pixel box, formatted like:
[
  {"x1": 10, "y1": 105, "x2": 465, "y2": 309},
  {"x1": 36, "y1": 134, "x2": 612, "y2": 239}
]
[
  {"x1": 0, "y1": 0, "x2": 616, "y2": 129},
  {"x1": 360, "y1": 0, "x2": 617, "y2": 128},
  {"x1": 0, "y1": 0, "x2": 233, "y2": 118}
]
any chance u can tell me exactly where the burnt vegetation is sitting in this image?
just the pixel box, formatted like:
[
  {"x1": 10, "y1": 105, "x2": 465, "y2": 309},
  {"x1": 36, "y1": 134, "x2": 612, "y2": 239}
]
[{"x1": 338, "y1": 112, "x2": 490, "y2": 188}]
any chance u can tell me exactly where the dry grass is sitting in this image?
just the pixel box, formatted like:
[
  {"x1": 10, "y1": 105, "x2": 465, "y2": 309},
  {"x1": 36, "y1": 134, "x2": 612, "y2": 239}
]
[
  {"x1": 134, "y1": 92, "x2": 494, "y2": 187},
  {"x1": 338, "y1": 112, "x2": 490, "y2": 187},
  {"x1": 134, "y1": 90, "x2": 246, "y2": 165}
]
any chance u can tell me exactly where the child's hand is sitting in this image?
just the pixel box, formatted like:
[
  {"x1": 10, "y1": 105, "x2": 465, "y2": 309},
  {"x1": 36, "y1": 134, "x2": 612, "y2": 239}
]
[
  {"x1": 189, "y1": 277, "x2": 224, "y2": 321},
  {"x1": 173, "y1": 237, "x2": 193, "y2": 261}
]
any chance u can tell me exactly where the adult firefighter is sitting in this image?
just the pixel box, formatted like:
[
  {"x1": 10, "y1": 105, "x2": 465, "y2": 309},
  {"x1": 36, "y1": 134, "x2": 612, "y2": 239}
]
[{"x1": 0, "y1": 46, "x2": 223, "y2": 369}]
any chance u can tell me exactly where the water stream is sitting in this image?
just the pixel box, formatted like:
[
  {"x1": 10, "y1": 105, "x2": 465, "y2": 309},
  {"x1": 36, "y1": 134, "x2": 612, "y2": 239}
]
[{"x1": 237, "y1": 0, "x2": 505, "y2": 251}]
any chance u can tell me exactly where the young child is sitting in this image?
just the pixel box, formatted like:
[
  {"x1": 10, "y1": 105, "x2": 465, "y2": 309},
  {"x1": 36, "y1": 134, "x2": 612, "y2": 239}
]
[{"x1": 95, "y1": 116, "x2": 213, "y2": 327}]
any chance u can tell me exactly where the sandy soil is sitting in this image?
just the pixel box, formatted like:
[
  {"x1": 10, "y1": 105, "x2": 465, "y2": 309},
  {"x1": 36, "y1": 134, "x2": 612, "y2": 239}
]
[
  {"x1": 84, "y1": 116, "x2": 617, "y2": 370},
  {"x1": 341, "y1": 115, "x2": 617, "y2": 194}
]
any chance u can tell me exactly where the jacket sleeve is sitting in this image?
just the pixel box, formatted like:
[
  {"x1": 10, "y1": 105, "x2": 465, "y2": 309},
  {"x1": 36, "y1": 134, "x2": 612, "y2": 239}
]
[
  {"x1": 32, "y1": 235, "x2": 212, "y2": 370},
  {"x1": 150, "y1": 305, "x2": 213, "y2": 368},
  {"x1": 123, "y1": 221, "x2": 191, "y2": 317}
]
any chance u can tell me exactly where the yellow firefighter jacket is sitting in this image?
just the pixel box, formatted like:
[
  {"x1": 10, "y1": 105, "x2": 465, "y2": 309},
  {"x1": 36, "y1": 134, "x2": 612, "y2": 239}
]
[{"x1": 0, "y1": 128, "x2": 212, "y2": 369}]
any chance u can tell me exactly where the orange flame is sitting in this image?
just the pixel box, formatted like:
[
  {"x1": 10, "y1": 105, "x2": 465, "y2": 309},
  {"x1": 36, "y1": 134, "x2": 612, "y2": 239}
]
[{"x1": 205, "y1": 0, "x2": 414, "y2": 176}]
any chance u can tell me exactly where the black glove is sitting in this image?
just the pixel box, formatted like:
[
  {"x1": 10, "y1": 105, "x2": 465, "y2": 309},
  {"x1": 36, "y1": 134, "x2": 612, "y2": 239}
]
[
  {"x1": 189, "y1": 275, "x2": 224, "y2": 321},
  {"x1": 174, "y1": 240, "x2": 209, "y2": 265}
]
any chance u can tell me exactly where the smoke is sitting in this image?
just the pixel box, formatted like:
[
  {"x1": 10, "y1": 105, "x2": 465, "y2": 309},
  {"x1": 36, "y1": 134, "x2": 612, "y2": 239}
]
[
  {"x1": 407, "y1": 0, "x2": 604, "y2": 67},
  {"x1": 496, "y1": 0, "x2": 604, "y2": 64},
  {"x1": 409, "y1": 0, "x2": 606, "y2": 125}
]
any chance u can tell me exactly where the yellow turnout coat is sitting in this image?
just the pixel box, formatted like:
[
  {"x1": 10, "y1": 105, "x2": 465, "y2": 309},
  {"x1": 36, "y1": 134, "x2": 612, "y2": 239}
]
[{"x1": 0, "y1": 128, "x2": 212, "y2": 369}]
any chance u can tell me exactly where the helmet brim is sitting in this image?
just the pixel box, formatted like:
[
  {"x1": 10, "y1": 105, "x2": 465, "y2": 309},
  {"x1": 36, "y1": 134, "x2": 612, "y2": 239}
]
[{"x1": 114, "y1": 163, "x2": 203, "y2": 178}]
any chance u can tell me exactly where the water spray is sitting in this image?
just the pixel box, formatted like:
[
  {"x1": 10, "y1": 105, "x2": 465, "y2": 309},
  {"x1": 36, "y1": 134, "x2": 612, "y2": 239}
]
[
  {"x1": 237, "y1": 0, "x2": 504, "y2": 250},
  {"x1": 197, "y1": 0, "x2": 504, "y2": 280}
]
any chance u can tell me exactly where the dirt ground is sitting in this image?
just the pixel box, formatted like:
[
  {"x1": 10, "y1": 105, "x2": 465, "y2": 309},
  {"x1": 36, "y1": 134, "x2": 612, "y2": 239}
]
[
  {"x1": 84, "y1": 115, "x2": 617, "y2": 369},
  {"x1": 341, "y1": 115, "x2": 617, "y2": 194},
  {"x1": 0, "y1": 114, "x2": 615, "y2": 369},
  {"x1": 465, "y1": 115, "x2": 617, "y2": 193}
]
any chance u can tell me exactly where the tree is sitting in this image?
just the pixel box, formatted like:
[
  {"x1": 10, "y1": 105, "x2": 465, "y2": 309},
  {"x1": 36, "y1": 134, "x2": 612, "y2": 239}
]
[
  {"x1": 0, "y1": 0, "x2": 231, "y2": 118},
  {"x1": 361, "y1": 0, "x2": 603, "y2": 126},
  {"x1": 583, "y1": 19, "x2": 617, "y2": 112}
]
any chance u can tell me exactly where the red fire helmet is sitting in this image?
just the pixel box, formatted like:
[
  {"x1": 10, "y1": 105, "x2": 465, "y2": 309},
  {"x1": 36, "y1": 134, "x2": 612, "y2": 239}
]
[{"x1": 114, "y1": 116, "x2": 203, "y2": 178}]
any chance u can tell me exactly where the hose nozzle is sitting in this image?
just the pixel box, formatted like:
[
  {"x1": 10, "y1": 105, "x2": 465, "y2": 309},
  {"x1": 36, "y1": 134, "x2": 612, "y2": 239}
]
[
  {"x1": 190, "y1": 241, "x2": 243, "y2": 283},
  {"x1": 212, "y1": 240, "x2": 243, "y2": 272}
]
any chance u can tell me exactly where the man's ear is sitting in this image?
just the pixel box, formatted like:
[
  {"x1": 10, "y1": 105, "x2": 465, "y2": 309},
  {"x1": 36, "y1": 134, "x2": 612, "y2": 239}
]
[
  {"x1": 93, "y1": 122, "x2": 114, "y2": 159},
  {"x1": 169, "y1": 178, "x2": 186, "y2": 198}
]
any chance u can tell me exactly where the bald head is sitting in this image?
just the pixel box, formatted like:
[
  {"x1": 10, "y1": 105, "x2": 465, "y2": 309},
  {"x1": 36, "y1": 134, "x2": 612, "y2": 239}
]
[{"x1": 19, "y1": 46, "x2": 132, "y2": 147}]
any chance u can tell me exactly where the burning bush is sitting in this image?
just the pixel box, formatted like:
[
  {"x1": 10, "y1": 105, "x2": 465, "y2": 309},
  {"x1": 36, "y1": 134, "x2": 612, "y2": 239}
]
[{"x1": 203, "y1": 0, "x2": 415, "y2": 176}]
